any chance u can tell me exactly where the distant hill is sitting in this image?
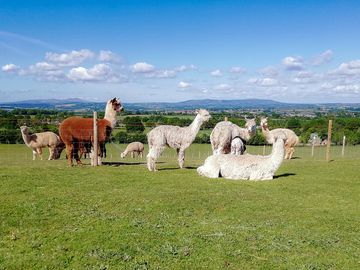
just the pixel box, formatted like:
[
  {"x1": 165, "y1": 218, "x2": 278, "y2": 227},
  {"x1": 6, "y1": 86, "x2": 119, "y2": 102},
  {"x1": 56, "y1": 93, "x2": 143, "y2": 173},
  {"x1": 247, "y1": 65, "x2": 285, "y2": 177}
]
[{"x1": 1, "y1": 98, "x2": 360, "y2": 111}]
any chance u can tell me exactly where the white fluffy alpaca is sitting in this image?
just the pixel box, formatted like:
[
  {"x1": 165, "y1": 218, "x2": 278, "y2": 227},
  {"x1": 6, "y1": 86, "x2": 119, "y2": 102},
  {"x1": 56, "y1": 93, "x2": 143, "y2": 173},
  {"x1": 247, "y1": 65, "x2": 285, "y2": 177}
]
[
  {"x1": 210, "y1": 118, "x2": 256, "y2": 155},
  {"x1": 20, "y1": 126, "x2": 62, "y2": 160},
  {"x1": 147, "y1": 109, "x2": 211, "y2": 171},
  {"x1": 197, "y1": 132, "x2": 286, "y2": 180},
  {"x1": 121, "y1": 142, "x2": 145, "y2": 158},
  {"x1": 230, "y1": 137, "x2": 245, "y2": 155},
  {"x1": 260, "y1": 117, "x2": 299, "y2": 159}
]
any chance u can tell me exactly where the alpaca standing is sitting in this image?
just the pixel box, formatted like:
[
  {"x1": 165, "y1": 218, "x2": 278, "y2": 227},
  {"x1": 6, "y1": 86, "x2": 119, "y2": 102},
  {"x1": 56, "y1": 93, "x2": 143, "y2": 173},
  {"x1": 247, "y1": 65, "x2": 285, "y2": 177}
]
[
  {"x1": 59, "y1": 98, "x2": 123, "y2": 166},
  {"x1": 210, "y1": 118, "x2": 256, "y2": 155},
  {"x1": 121, "y1": 142, "x2": 145, "y2": 158},
  {"x1": 231, "y1": 137, "x2": 246, "y2": 156},
  {"x1": 147, "y1": 109, "x2": 211, "y2": 171},
  {"x1": 260, "y1": 117, "x2": 299, "y2": 159},
  {"x1": 20, "y1": 126, "x2": 62, "y2": 160},
  {"x1": 197, "y1": 133, "x2": 286, "y2": 180}
]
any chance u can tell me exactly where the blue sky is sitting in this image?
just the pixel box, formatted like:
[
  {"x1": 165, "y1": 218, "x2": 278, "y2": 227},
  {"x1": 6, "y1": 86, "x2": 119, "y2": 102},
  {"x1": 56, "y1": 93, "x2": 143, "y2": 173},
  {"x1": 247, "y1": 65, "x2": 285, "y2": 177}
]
[{"x1": 1, "y1": 0, "x2": 360, "y2": 103}]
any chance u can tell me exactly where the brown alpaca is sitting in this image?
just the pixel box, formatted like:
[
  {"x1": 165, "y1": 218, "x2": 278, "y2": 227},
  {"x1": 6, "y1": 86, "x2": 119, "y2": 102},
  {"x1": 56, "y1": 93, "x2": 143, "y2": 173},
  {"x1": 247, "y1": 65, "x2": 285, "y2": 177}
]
[{"x1": 59, "y1": 98, "x2": 123, "y2": 166}]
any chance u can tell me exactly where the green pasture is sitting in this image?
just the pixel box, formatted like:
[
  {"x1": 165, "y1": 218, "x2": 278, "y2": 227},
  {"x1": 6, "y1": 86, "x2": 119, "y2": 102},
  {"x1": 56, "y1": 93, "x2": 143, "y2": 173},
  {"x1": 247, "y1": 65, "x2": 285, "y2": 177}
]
[{"x1": 0, "y1": 144, "x2": 359, "y2": 269}]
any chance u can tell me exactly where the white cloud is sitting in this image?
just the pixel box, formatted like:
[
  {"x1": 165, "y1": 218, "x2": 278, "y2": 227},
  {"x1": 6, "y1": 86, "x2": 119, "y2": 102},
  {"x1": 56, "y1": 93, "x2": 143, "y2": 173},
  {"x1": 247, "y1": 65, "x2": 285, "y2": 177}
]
[
  {"x1": 333, "y1": 84, "x2": 360, "y2": 93},
  {"x1": 175, "y1": 64, "x2": 196, "y2": 72},
  {"x1": 311, "y1": 49, "x2": 333, "y2": 66},
  {"x1": 210, "y1": 69, "x2": 223, "y2": 77},
  {"x1": 331, "y1": 59, "x2": 360, "y2": 76},
  {"x1": 178, "y1": 81, "x2": 192, "y2": 88},
  {"x1": 229, "y1": 66, "x2": 246, "y2": 73},
  {"x1": 259, "y1": 66, "x2": 278, "y2": 77},
  {"x1": 248, "y1": 78, "x2": 278, "y2": 87},
  {"x1": 29, "y1": 62, "x2": 59, "y2": 71},
  {"x1": 148, "y1": 69, "x2": 177, "y2": 78},
  {"x1": 45, "y1": 49, "x2": 95, "y2": 66},
  {"x1": 214, "y1": 83, "x2": 232, "y2": 91},
  {"x1": 98, "y1": 50, "x2": 122, "y2": 63},
  {"x1": 2, "y1": 63, "x2": 20, "y2": 73},
  {"x1": 131, "y1": 62, "x2": 155, "y2": 73},
  {"x1": 282, "y1": 56, "x2": 304, "y2": 70},
  {"x1": 67, "y1": 64, "x2": 121, "y2": 82}
]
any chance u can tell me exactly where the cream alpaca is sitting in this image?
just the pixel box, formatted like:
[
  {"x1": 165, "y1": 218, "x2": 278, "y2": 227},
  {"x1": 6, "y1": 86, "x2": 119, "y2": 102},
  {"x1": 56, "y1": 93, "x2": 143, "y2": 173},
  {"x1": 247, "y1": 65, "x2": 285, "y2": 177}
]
[
  {"x1": 197, "y1": 133, "x2": 286, "y2": 180},
  {"x1": 260, "y1": 117, "x2": 299, "y2": 159},
  {"x1": 231, "y1": 137, "x2": 245, "y2": 156},
  {"x1": 20, "y1": 126, "x2": 62, "y2": 160},
  {"x1": 210, "y1": 118, "x2": 256, "y2": 155},
  {"x1": 147, "y1": 109, "x2": 211, "y2": 171},
  {"x1": 121, "y1": 142, "x2": 145, "y2": 158}
]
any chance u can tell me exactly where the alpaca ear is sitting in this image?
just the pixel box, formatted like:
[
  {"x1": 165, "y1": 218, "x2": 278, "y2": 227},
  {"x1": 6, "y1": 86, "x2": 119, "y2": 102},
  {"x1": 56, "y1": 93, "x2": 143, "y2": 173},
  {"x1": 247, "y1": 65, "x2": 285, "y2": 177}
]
[
  {"x1": 111, "y1": 97, "x2": 116, "y2": 103},
  {"x1": 195, "y1": 109, "x2": 199, "y2": 114}
]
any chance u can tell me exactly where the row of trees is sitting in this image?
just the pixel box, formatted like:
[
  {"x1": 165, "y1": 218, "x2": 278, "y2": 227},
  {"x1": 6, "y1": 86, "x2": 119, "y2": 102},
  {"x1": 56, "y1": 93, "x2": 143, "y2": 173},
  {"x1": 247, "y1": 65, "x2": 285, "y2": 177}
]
[{"x1": 1, "y1": 109, "x2": 360, "y2": 145}]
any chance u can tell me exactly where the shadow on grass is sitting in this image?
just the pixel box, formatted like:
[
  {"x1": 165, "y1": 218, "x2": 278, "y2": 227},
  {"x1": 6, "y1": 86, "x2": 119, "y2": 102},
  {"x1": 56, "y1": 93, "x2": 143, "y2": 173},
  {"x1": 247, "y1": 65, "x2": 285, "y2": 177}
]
[
  {"x1": 274, "y1": 173, "x2": 296, "y2": 179},
  {"x1": 158, "y1": 166, "x2": 197, "y2": 171},
  {"x1": 102, "y1": 161, "x2": 148, "y2": 166}
]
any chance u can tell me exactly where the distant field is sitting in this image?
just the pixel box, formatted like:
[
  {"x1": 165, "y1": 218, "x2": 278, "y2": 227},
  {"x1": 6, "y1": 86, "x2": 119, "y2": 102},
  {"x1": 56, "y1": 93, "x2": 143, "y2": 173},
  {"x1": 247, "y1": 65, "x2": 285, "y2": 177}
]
[{"x1": 0, "y1": 144, "x2": 359, "y2": 269}]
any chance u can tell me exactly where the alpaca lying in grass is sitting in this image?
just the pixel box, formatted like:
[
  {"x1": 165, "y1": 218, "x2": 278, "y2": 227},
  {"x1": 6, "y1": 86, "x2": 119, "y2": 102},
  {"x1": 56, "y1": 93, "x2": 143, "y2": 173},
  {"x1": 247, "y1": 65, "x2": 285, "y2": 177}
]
[
  {"x1": 20, "y1": 126, "x2": 62, "y2": 160},
  {"x1": 147, "y1": 109, "x2": 211, "y2": 171},
  {"x1": 121, "y1": 142, "x2": 144, "y2": 158},
  {"x1": 210, "y1": 118, "x2": 256, "y2": 155},
  {"x1": 260, "y1": 117, "x2": 299, "y2": 159},
  {"x1": 197, "y1": 132, "x2": 286, "y2": 180}
]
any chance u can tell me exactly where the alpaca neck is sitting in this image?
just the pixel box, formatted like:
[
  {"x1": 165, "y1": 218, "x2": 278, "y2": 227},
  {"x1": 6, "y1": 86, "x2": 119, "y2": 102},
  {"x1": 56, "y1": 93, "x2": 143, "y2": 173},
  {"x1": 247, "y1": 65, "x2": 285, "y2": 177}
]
[
  {"x1": 21, "y1": 132, "x2": 32, "y2": 146},
  {"x1": 269, "y1": 139, "x2": 285, "y2": 169},
  {"x1": 189, "y1": 114, "x2": 203, "y2": 137},
  {"x1": 261, "y1": 125, "x2": 272, "y2": 142},
  {"x1": 104, "y1": 104, "x2": 117, "y2": 129}
]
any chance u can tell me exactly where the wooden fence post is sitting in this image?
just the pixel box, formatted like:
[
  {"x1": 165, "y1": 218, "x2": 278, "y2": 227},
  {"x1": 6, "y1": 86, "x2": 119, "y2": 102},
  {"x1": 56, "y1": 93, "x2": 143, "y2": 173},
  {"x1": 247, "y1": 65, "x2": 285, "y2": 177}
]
[
  {"x1": 311, "y1": 141, "x2": 315, "y2": 157},
  {"x1": 342, "y1": 135, "x2": 346, "y2": 157},
  {"x1": 93, "y1": 111, "x2": 98, "y2": 166},
  {"x1": 326, "y1": 120, "x2": 333, "y2": 162}
]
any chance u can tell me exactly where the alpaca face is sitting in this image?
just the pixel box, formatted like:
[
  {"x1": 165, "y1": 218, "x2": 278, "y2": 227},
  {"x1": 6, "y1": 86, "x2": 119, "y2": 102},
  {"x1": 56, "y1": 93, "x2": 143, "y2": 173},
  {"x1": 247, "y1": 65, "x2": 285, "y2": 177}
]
[
  {"x1": 197, "y1": 109, "x2": 211, "y2": 122},
  {"x1": 260, "y1": 117, "x2": 268, "y2": 129},
  {"x1": 20, "y1": 126, "x2": 29, "y2": 134},
  {"x1": 245, "y1": 118, "x2": 257, "y2": 135},
  {"x1": 109, "y1": 98, "x2": 123, "y2": 112}
]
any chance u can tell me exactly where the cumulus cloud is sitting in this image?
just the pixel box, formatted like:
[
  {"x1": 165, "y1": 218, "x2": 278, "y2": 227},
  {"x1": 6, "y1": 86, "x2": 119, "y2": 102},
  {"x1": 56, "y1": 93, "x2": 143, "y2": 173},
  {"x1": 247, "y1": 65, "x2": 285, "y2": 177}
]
[
  {"x1": 178, "y1": 81, "x2": 192, "y2": 88},
  {"x1": 67, "y1": 64, "x2": 121, "y2": 82},
  {"x1": 248, "y1": 78, "x2": 278, "y2": 87},
  {"x1": 175, "y1": 64, "x2": 196, "y2": 72},
  {"x1": 210, "y1": 69, "x2": 223, "y2": 77},
  {"x1": 214, "y1": 83, "x2": 232, "y2": 91},
  {"x1": 131, "y1": 62, "x2": 155, "y2": 73},
  {"x1": 147, "y1": 69, "x2": 177, "y2": 78},
  {"x1": 259, "y1": 66, "x2": 279, "y2": 77},
  {"x1": 311, "y1": 49, "x2": 333, "y2": 66},
  {"x1": 331, "y1": 59, "x2": 360, "y2": 76},
  {"x1": 45, "y1": 49, "x2": 95, "y2": 67},
  {"x1": 2, "y1": 63, "x2": 20, "y2": 73},
  {"x1": 282, "y1": 56, "x2": 304, "y2": 70},
  {"x1": 98, "y1": 50, "x2": 122, "y2": 63},
  {"x1": 229, "y1": 66, "x2": 246, "y2": 73}
]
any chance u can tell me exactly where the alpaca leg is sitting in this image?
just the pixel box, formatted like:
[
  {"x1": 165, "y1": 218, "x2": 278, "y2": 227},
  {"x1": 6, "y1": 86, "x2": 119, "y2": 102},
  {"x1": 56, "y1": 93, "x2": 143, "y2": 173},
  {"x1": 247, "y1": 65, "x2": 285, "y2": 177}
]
[
  {"x1": 73, "y1": 142, "x2": 82, "y2": 165},
  {"x1": 289, "y1": 147, "x2": 295, "y2": 159},
  {"x1": 131, "y1": 152, "x2": 134, "y2": 158},
  {"x1": 284, "y1": 147, "x2": 290, "y2": 159},
  {"x1": 178, "y1": 149, "x2": 185, "y2": 169},
  {"x1": 65, "y1": 144, "x2": 74, "y2": 166},
  {"x1": 140, "y1": 151, "x2": 143, "y2": 158},
  {"x1": 48, "y1": 147, "x2": 54, "y2": 160},
  {"x1": 32, "y1": 149, "x2": 37, "y2": 160},
  {"x1": 147, "y1": 146, "x2": 163, "y2": 171},
  {"x1": 37, "y1": 148, "x2": 43, "y2": 160}
]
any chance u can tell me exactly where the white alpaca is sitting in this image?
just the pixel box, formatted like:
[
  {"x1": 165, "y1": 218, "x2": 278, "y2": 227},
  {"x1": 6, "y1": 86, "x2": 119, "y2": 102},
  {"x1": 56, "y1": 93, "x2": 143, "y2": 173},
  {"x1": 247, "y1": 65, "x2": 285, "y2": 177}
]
[
  {"x1": 147, "y1": 109, "x2": 211, "y2": 171},
  {"x1": 20, "y1": 126, "x2": 62, "y2": 160},
  {"x1": 260, "y1": 117, "x2": 299, "y2": 159},
  {"x1": 231, "y1": 137, "x2": 245, "y2": 155},
  {"x1": 210, "y1": 118, "x2": 256, "y2": 155},
  {"x1": 121, "y1": 142, "x2": 145, "y2": 158},
  {"x1": 197, "y1": 133, "x2": 286, "y2": 180}
]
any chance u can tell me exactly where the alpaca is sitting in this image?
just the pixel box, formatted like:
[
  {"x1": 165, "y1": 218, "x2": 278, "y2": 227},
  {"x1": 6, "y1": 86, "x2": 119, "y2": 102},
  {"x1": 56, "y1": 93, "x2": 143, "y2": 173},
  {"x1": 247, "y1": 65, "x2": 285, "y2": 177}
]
[
  {"x1": 20, "y1": 126, "x2": 62, "y2": 160},
  {"x1": 260, "y1": 117, "x2": 299, "y2": 159},
  {"x1": 231, "y1": 137, "x2": 246, "y2": 155},
  {"x1": 59, "y1": 98, "x2": 123, "y2": 166},
  {"x1": 197, "y1": 132, "x2": 286, "y2": 180},
  {"x1": 147, "y1": 109, "x2": 211, "y2": 171},
  {"x1": 121, "y1": 142, "x2": 145, "y2": 158},
  {"x1": 210, "y1": 118, "x2": 256, "y2": 155}
]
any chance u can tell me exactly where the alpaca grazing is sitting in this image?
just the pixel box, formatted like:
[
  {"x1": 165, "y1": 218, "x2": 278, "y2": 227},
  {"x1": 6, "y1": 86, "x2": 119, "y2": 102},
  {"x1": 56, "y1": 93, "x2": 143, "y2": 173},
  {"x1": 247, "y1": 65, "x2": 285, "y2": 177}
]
[
  {"x1": 197, "y1": 133, "x2": 286, "y2": 180},
  {"x1": 210, "y1": 118, "x2": 256, "y2": 155},
  {"x1": 121, "y1": 142, "x2": 145, "y2": 158},
  {"x1": 260, "y1": 117, "x2": 299, "y2": 159},
  {"x1": 231, "y1": 137, "x2": 246, "y2": 156},
  {"x1": 59, "y1": 98, "x2": 123, "y2": 166},
  {"x1": 147, "y1": 109, "x2": 211, "y2": 171},
  {"x1": 20, "y1": 126, "x2": 62, "y2": 160}
]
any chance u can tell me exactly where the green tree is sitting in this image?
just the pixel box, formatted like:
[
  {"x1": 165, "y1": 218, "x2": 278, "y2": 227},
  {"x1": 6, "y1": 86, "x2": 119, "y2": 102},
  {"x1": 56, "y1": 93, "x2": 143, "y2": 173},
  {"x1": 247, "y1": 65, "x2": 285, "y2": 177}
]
[{"x1": 123, "y1": 116, "x2": 145, "y2": 133}]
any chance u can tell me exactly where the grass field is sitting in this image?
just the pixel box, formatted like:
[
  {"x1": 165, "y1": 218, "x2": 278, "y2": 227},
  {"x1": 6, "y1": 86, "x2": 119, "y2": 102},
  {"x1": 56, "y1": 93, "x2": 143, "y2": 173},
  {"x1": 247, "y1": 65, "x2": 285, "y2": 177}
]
[{"x1": 1, "y1": 144, "x2": 360, "y2": 269}]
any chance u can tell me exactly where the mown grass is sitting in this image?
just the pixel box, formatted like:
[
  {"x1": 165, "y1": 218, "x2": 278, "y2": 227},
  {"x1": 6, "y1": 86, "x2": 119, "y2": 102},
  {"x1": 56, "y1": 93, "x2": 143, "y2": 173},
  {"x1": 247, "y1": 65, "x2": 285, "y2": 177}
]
[{"x1": 0, "y1": 144, "x2": 359, "y2": 269}]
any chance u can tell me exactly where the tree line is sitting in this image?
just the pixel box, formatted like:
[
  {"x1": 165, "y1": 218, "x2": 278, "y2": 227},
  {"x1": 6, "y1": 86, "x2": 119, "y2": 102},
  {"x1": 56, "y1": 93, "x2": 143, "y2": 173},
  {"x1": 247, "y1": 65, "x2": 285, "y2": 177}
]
[{"x1": 1, "y1": 109, "x2": 360, "y2": 145}]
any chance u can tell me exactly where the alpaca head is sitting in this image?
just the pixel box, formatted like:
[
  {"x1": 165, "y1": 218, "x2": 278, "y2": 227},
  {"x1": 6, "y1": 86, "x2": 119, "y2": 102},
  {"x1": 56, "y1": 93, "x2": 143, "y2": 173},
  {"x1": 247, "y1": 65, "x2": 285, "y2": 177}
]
[
  {"x1": 20, "y1": 126, "x2": 30, "y2": 135},
  {"x1": 195, "y1": 109, "x2": 211, "y2": 122},
  {"x1": 260, "y1": 117, "x2": 268, "y2": 129},
  {"x1": 107, "y1": 98, "x2": 123, "y2": 113},
  {"x1": 244, "y1": 118, "x2": 257, "y2": 135},
  {"x1": 120, "y1": 152, "x2": 126, "y2": 158}
]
